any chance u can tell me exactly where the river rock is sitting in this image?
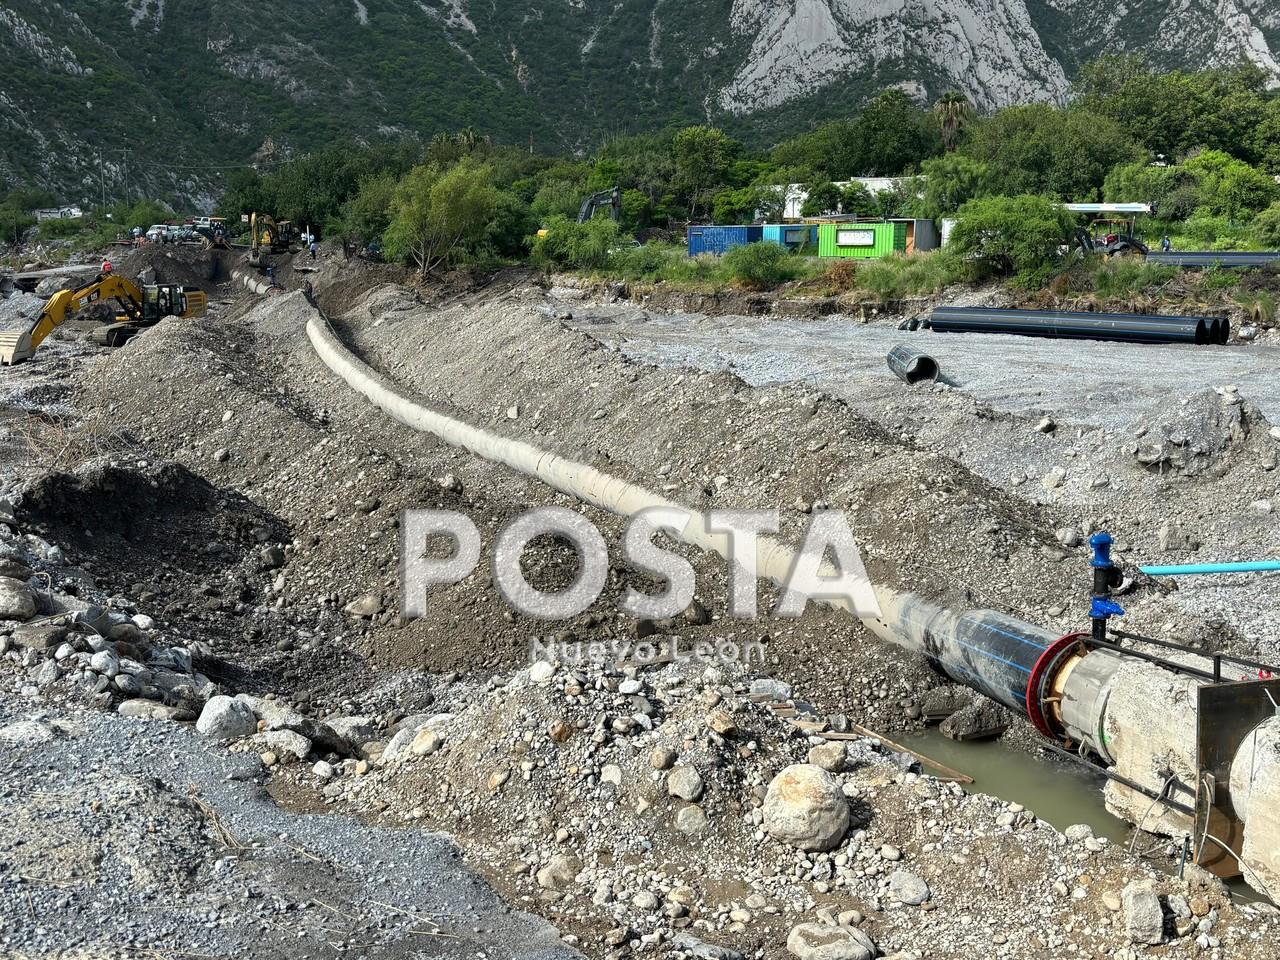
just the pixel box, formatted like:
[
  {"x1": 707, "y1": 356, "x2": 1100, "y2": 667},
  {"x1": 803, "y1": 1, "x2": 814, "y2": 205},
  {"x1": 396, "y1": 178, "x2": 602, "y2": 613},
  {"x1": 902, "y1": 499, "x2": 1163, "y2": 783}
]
[
  {"x1": 536, "y1": 853, "x2": 581, "y2": 891},
  {"x1": 763, "y1": 764, "x2": 849, "y2": 851},
  {"x1": 786, "y1": 922, "x2": 876, "y2": 960},
  {"x1": 674, "y1": 803, "x2": 709, "y2": 834},
  {"x1": 667, "y1": 765, "x2": 704, "y2": 801},
  {"x1": 255, "y1": 729, "x2": 312, "y2": 762},
  {"x1": 1122, "y1": 880, "x2": 1164, "y2": 944},
  {"x1": 343, "y1": 593, "x2": 382, "y2": 618},
  {"x1": 196, "y1": 695, "x2": 259, "y2": 740},
  {"x1": 0, "y1": 576, "x2": 36, "y2": 621},
  {"x1": 888, "y1": 869, "x2": 931, "y2": 905},
  {"x1": 670, "y1": 933, "x2": 745, "y2": 960},
  {"x1": 117, "y1": 699, "x2": 195, "y2": 721},
  {"x1": 807, "y1": 742, "x2": 847, "y2": 772},
  {"x1": 326, "y1": 715, "x2": 377, "y2": 744}
]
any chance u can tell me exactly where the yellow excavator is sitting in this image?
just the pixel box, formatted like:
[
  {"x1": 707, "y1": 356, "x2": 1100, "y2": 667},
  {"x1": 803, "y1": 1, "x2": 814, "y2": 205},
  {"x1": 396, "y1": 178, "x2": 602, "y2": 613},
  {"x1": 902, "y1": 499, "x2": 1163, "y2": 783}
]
[
  {"x1": 248, "y1": 212, "x2": 297, "y2": 267},
  {"x1": 0, "y1": 272, "x2": 208, "y2": 365}
]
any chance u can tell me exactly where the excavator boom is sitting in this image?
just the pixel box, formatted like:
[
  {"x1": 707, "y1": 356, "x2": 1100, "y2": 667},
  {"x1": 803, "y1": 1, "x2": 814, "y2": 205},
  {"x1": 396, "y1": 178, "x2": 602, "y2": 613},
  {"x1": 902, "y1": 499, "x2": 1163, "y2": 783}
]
[{"x1": 1, "y1": 273, "x2": 205, "y2": 365}]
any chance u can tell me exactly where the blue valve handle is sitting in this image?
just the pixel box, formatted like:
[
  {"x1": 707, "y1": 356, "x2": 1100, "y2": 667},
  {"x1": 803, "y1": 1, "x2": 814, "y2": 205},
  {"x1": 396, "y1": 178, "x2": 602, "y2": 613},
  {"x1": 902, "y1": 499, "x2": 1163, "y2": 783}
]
[{"x1": 1090, "y1": 597, "x2": 1125, "y2": 619}]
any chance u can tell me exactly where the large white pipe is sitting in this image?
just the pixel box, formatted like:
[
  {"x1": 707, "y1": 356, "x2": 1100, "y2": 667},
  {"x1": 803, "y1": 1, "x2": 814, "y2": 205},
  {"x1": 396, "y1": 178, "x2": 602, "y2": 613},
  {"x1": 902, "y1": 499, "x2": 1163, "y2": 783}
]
[{"x1": 305, "y1": 301, "x2": 888, "y2": 619}]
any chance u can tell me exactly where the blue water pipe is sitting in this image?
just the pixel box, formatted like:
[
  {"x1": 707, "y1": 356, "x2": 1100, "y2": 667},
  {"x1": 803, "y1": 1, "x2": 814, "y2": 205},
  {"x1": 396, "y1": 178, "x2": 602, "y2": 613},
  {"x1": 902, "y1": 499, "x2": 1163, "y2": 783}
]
[{"x1": 1139, "y1": 560, "x2": 1280, "y2": 576}]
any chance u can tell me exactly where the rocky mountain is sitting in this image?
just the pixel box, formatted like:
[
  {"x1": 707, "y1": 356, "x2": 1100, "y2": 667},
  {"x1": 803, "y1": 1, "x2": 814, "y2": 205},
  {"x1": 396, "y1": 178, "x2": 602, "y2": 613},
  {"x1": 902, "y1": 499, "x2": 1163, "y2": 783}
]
[{"x1": 1, "y1": 0, "x2": 1278, "y2": 206}]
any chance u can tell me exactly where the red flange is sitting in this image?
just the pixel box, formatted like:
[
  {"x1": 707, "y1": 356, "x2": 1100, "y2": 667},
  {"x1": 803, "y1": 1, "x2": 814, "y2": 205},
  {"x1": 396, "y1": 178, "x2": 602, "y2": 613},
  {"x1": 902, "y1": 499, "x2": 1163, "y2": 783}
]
[{"x1": 1025, "y1": 631, "x2": 1090, "y2": 740}]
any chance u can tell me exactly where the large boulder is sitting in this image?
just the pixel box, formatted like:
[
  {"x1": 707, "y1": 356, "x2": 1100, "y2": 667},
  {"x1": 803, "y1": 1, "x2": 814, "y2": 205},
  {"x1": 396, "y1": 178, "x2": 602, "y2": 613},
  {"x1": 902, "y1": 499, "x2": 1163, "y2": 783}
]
[
  {"x1": 0, "y1": 576, "x2": 37, "y2": 621},
  {"x1": 195, "y1": 695, "x2": 258, "y2": 740},
  {"x1": 786, "y1": 923, "x2": 876, "y2": 960},
  {"x1": 763, "y1": 764, "x2": 849, "y2": 851}
]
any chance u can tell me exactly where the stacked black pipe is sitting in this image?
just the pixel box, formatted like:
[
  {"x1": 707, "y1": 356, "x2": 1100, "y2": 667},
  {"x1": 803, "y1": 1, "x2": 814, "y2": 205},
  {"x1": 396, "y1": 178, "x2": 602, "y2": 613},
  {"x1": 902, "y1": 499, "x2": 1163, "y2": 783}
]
[{"x1": 928, "y1": 306, "x2": 1227, "y2": 346}]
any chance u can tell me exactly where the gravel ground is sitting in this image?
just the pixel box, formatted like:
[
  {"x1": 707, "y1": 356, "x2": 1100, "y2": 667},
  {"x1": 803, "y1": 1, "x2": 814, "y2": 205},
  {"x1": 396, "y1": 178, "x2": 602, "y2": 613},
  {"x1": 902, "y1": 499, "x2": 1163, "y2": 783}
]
[
  {"x1": 0, "y1": 698, "x2": 580, "y2": 959},
  {"x1": 563, "y1": 307, "x2": 1280, "y2": 428}
]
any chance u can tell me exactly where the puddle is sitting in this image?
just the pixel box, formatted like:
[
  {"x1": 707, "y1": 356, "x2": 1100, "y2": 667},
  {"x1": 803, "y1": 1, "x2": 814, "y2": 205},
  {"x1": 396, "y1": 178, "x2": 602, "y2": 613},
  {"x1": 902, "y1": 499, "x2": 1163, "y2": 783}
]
[{"x1": 902, "y1": 727, "x2": 1131, "y2": 843}]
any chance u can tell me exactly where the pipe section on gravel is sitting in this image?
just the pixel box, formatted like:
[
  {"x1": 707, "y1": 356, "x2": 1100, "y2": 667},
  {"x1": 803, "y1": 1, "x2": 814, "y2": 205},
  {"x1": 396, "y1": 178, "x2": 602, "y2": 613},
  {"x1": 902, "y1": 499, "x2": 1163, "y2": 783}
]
[{"x1": 929, "y1": 306, "x2": 1222, "y2": 345}]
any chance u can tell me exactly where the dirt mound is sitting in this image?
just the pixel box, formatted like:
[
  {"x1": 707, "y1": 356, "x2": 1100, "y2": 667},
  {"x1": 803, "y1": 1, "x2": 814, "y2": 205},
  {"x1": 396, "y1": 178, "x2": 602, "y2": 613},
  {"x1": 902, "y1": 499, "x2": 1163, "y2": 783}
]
[
  {"x1": 114, "y1": 244, "x2": 230, "y2": 292},
  {"x1": 1128, "y1": 387, "x2": 1270, "y2": 476}
]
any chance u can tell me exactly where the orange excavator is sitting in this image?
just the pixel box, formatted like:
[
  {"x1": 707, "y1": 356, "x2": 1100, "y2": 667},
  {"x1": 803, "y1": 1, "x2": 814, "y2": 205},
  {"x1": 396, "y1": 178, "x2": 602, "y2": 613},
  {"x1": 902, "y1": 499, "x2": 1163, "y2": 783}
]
[{"x1": 0, "y1": 272, "x2": 207, "y2": 365}]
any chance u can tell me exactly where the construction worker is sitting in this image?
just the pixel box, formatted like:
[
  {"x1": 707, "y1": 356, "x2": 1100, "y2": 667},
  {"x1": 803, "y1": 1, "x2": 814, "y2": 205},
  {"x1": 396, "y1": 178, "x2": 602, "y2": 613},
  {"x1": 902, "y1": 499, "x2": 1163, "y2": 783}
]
[
  {"x1": 1161, "y1": 235, "x2": 1172, "y2": 253},
  {"x1": 309, "y1": 238, "x2": 318, "y2": 261}
]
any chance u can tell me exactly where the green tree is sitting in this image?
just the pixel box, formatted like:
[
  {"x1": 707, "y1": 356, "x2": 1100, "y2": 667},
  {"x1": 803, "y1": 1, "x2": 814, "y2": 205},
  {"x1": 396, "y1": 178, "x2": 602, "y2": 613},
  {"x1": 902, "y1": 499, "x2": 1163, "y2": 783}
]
[
  {"x1": 839, "y1": 183, "x2": 874, "y2": 215},
  {"x1": 1102, "y1": 161, "x2": 1199, "y2": 220},
  {"x1": 0, "y1": 203, "x2": 35, "y2": 245},
  {"x1": 482, "y1": 190, "x2": 538, "y2": 260},
  {"x1": 712, "y1": 187, "x2": 757, "y2": 224},
  {"x1": 752, "y1": 185, "x2": 787, "y2": 222},
  {"x1": 337, "y1": 173, "x2": 398, "y2": 246},
  {"x1": 620, "y1": 189, "x2": 652, "y2": 231},
  {"x1": 672, "y1": 126, "x2": 733, "y2": 219},
  {"x1": 529, "y1": 216, "x2": 625, "y2": 270},
  {"x1": 1184, "y1": 150, "x2": 1279, "y2": 220},
  {"x1": 853, "y1": 91, "x2": 944, "y2": 175},
  {"x1": 913, "y1": 154, "x2": 996, "y2": 220},
  {"x1": 934, "y1": 92, "x2": 974, "y2": 152},
  {"x1": 1075, "y1": 57, "x2": 1271, "y2": 165},
  {"x1": 800, "y1": 181, "x2": 842, "y2": 217},
  {"x1": 531, "y1": 178, "x2": 587, "y2": 221},
  {"x1": 962, "y1": 105, "x2": 1141, "y2": 199},
  {"x1": 383, "y1": 160, "x2": 499, "y2": 276},
  {"x1": 947, "y1": 194, "x2": 1076, "y2": 284},
  {"x1": 770, "y1": 121, "x2": 855, "y2": 180},
  {"x1": 1252, "y1": 203, "x2": 1280, "y2": 248}
]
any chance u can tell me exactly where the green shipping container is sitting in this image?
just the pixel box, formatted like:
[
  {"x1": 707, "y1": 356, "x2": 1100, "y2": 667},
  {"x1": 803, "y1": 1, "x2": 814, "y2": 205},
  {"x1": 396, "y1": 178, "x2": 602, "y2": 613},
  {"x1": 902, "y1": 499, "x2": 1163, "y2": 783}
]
[{"x1": 817, "y1": 222, "x2": 907, "y2": 259}]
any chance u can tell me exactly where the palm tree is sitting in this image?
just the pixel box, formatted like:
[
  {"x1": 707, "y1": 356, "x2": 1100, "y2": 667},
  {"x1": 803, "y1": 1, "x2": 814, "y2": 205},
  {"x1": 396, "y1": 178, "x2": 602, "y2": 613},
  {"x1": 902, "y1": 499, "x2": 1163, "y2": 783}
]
[{"x1": 934, "y1": 92, "x2": 974, "y2": 152}]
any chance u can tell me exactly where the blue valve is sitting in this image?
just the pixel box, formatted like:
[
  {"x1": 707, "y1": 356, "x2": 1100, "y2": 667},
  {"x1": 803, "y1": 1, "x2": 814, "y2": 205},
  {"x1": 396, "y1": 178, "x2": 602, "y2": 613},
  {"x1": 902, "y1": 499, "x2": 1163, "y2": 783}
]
[
  {"x1": 1090, "y1": 597, "x2": 1124, "y2": 619},
  {"x1": 1090, "y1": 531, "x2": 1114, "y2": 568}
]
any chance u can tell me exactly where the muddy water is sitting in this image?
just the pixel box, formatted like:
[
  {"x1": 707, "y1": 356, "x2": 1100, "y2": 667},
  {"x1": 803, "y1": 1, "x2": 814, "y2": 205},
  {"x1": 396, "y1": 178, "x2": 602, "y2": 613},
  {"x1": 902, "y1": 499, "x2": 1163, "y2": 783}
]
[{"x1": 904, "y1": 728, "x2": 1132, "y2": 842}]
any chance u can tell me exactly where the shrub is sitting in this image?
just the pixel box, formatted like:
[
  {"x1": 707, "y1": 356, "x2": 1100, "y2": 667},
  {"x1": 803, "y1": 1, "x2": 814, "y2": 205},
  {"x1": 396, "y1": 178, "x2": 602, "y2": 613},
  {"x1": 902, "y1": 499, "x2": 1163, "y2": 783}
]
[
  {"x1": 608, "y1": 243, "x2": 681, "y2": 280},
  {"x1": 1252, "y1": 203, "x2": 1280, "y2": 249},
  {"x1": 1089, "y1": 257, "x2": 1178, "y2": 299},
  {"x1": 721, "y1": 242, "x2": 795, "y2": 290},
  {"x1": 948, "y1": 194, "x2": 1076, "y2": 285},
  {"x1": 854, "y1": 251, "x2": 964, "y2": 300},
  {"x1": 1182, "y1": 210, "x2": 1250, "y2": 250},
  {"x1": 1234, "y1": 290, "x2": 1277, "y2": 325},
  {"x1": 529, "y1": 216, "x2": 626, "y2": 270}
]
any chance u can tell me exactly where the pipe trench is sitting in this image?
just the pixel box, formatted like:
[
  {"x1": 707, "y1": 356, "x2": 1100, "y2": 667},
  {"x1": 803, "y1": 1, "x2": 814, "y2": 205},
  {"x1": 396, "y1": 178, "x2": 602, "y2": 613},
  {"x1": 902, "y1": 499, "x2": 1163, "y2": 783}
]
[{"x1": 299, "y1": 297, "x2": 1278, "y2": 896}]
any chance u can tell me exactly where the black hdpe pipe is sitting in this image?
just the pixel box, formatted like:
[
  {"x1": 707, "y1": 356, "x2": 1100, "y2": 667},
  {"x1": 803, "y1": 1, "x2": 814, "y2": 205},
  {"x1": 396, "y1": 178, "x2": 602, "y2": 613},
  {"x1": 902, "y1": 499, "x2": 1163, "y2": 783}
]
[
  {"x1": 928, "y1": 307, "x2": 1216, "y2": 346},
  {"x1": 886, "y1": 345, "x2": 940, "y2": 384},
  {"x1": 868, "y1": 593, "x2": 1060, "y2": 715}
]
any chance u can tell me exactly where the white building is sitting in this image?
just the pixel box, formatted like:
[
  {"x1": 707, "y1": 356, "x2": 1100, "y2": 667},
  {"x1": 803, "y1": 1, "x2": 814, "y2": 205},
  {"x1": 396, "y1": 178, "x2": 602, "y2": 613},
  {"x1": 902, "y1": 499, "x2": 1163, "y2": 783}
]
[
  {"x1": 781, "y1": 177, "x2": 912, "y2": 219},
  {"x1": 33, "y1": 205, "x2": 83, "y2": 222}
]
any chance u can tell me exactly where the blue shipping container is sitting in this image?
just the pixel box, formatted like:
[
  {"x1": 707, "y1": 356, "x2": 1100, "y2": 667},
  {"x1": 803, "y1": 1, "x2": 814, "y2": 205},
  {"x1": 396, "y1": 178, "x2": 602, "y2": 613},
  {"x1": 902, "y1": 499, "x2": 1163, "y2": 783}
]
[
  {"x1": 686, "y1": 225, "x2": 764, "y2": 256},
  {"x1": 762, "y1": 224, "x2": 816, "y2": 249}
]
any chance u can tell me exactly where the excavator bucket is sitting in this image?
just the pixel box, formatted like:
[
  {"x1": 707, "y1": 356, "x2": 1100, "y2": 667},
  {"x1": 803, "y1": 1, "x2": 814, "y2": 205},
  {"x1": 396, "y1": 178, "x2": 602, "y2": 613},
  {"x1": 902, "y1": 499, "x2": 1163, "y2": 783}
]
[{"x1": 0, "y1": 326, "x2": 36, "y2": 365}]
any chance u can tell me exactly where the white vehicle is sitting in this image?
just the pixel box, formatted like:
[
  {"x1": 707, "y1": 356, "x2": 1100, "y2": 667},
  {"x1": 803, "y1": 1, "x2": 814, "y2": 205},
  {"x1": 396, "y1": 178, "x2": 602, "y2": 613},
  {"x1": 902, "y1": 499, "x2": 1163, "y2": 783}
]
[{"x1": 145, "y1": 224, "x2": 168, "y2": 243}]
